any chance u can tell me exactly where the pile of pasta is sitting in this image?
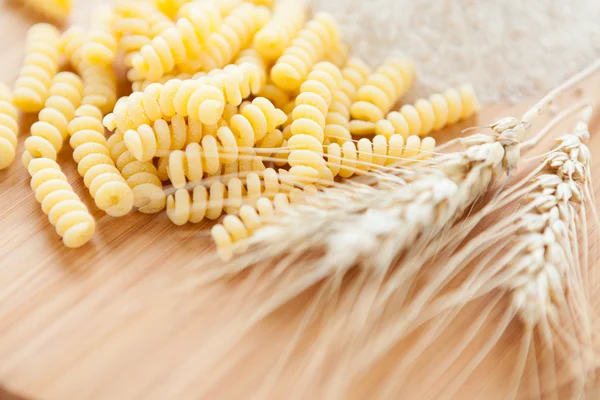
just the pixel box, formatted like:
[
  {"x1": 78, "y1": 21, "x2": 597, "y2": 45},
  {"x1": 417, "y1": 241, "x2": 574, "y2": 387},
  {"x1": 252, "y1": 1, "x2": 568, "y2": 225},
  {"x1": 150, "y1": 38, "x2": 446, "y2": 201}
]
[{"x1": 3, "y1": 0, "x2": 480, "y2": 257}]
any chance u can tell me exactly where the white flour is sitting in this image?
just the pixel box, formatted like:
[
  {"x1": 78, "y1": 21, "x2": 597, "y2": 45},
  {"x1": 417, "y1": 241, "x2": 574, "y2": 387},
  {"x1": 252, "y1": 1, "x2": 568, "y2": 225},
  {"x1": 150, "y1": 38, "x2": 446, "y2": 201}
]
[{"x1": 311, "y1": 0, "x2": 600, "y2": 104}]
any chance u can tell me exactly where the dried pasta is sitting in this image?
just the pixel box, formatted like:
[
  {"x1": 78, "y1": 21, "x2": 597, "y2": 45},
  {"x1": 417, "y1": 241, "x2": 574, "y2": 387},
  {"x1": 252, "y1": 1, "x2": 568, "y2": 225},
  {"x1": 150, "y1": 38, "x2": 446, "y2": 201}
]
[
  {"x1": 270, "y1": 13, "x2": 341, "y2": 91},
  {"x1": 196, "y1": 3, "x2": 270, "y2": 71},
  {"x1": 288, "y1": 62, "x2": 342, "y2": 184},
  {"x1": 229, "y1": 97, "x2": 287, "y2": 147},
  {"x1": 351, "y1": 84, "x2": 481, "y2": 138},
  {"x1": 107, "y1": 131, "x2": 166, "y2": 214},
  {"x1": 167, "y1": 167, "x2": 299, "y2": 226},
  {"x1": 211, "y1": 183, "x2": 317, "y2": 260},
  {"x1": 61, "y1": 26, "x2": 118, "y2": 114},
  {"x1": 0, "y1": 84, "x2": 19, "y2": 170},
  {"x1": 324, "y1": 135, "x2": 436, "y2": 179},
  {"x1": 27, "y1": 158, "x2": 95, "y2": 248},
  {"x1": 130, "y1": 1, "x2": 223, "y2": 81},
  {"x1": 23, "y1": 72, "x2": 84, "y2": 167},
  {"x1": 23, "y1": 0, "x2": 72, "y2": 22},
  {"x1": 112, "y1": 1, "x2": 175, "y2": 67},
  {"x1": 168, "y1": 126, "x2": 239, "y2": 189},
  {"x1": 253, "y1": 0, "x2": 306, "y2": 61},
  {"x1": 124, "y1": 114, "x2": 203, "y2": 161},
  {"x1": 68, "y1": 105, "x2": 134, "y2": 217},
  {"x1": 106, "y1": 63, "x2": 263, "y2": 134},
  {"x1": 13, "y1": 24, "x2": 61, "y2": 113},
  {"x1": 349, "y1": 58, "x2": 416, "y2": 123}
]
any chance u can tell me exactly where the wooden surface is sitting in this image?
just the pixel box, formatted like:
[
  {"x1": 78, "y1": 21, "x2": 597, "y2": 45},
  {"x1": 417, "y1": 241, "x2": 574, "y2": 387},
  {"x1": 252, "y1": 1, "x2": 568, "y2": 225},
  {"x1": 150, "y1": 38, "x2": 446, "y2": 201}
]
[{"x1": 1, "y1": 1, "x2": 599, "y2": 399}]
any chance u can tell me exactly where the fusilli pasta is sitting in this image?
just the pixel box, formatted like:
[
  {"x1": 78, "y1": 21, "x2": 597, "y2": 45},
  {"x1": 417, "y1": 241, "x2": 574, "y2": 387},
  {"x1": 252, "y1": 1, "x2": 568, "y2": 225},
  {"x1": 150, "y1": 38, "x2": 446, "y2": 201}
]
[
  {"x1": 349, "y1": 58, "x2": 416, "y2": 123},
  {"x1": 0, "y1": 84, "x2": 19, "y2": 170},
  {"x1": 23, "y1": 72, "x2": 84, "y2": 166},
  {"x1": 270, "y1": 13, "x2": 340, "y2": 91},
  {"x1": 68, "y1": 105, "x2": 135, "y2": 217},
  {"x1": 27, "y1": 158, "x2": 96, "y2": 248},
  {"x1": 13, "y1": 24, "x2": 61, "y2": 113}
]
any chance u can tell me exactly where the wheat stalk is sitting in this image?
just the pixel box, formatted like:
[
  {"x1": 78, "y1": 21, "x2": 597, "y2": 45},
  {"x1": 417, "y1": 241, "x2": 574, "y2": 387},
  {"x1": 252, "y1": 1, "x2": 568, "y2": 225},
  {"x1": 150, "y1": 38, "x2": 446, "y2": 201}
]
[
  {"x1": 336, "y1": 108, "x2": 599, "y2": 399},
  {"x1": 182, "y1": 61, "x2": 600, "y2": 398}
]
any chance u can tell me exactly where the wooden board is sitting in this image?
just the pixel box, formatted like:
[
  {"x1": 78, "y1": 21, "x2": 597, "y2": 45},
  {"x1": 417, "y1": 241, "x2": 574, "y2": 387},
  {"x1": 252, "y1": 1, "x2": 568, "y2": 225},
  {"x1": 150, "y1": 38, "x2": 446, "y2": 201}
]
[{"x1": 0, "y1": 1, "x2": 599, "y2": 399}]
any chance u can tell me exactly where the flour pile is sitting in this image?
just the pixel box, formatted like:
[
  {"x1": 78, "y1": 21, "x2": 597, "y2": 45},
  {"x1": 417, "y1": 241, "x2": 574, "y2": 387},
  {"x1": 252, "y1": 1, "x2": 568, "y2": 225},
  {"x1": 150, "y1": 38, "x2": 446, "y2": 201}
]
[{"x1": 311, "y1": 0, "x2": 600, "y2": 104}]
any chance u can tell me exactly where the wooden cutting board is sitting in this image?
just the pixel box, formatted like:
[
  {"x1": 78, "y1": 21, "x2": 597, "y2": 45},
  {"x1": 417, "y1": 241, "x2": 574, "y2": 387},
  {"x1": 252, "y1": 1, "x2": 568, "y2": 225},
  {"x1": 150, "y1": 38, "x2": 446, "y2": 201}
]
[{"x1": 0, "y1": 1, "x2": 598, "y2": 399}]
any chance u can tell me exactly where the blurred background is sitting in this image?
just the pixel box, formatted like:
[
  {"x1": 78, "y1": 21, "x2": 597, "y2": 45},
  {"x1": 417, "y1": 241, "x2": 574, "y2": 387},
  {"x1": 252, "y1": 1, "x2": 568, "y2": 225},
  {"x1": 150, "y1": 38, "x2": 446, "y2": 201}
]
[{"x1": 310, "y1": 0, "x2": 600, "y2": 104}]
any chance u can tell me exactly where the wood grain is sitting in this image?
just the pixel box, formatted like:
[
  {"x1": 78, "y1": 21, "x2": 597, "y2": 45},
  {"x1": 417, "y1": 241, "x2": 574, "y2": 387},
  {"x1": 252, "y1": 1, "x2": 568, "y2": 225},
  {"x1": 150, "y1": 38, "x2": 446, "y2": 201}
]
[{"x1": 0, "y1": 1, "x2": 599, "y2": 399}]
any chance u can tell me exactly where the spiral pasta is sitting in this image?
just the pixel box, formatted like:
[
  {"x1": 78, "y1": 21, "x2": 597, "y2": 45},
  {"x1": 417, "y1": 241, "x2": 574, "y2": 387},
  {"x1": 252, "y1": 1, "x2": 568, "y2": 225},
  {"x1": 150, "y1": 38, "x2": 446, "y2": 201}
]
[
  {"x1": 23, "y1": 72, "x2": 84, "y2": 167},
  {"x1": 13, "y1": 24, "x2": 61, "y2": 113},
  {"x1": 211, "y1": 183, "x2": 318, "y2": 260},
  {"x1": 132, "y1": 70, "x2": 195, "y2": 92},
  {"x1": 351, "y1": 84, "x2": 481, "y2": 138},
  {"x1": 167, "y1": 167, "x2": 300, "y2": 226},
  {"x1": 325, "y1": 135, "x2": 436, "y2": 179},
  {"x1": 325, "y1": 41, "x2": 349, "y2": 68},
  {"x1": 0, "y1": 84, "x2": 19, "y2": 170},
  {"x1": 229, "y1": 97, "x2": 287, "y2": 148},
  {"x1": 112, "y1": 1, "x2": 175, "y2": 67},
  {"x1": 323, "y1": 58, "x2": 372, "y2": 144},
  {"x1": 253, "y1": 0, "x2": 306, "y2": 62},
  {"x1": 324, "y1": 85, "x2": 353, "y2": 144},
  {"x1": 270, "y1": 12, "x2": 341, "y2": 92},
  {"x1": 130, "y1": 2, "x2": 223, "y2": 81},
  {"x1": 183, "y1": 63, "x2": 264, "y2": 125},
  {"x1": 23, "y1": 0, "x2": 71, "y2": 22},
  {"x1": 340, "y1": 58, "x2": 372, "y2": 101},
  {"x1": 168, "y1": 126, "x2": 239, "y2": 189},
  {"x1": 79, "y1": 64, "x2": 118, "y2": 115},
  {"x1": 197, "y1": 3, "x2": 270, "y2": 71},
  {"x1": 68, "y1": 105, "x2": 134, "y2": 217},
  {"x1": 349, "y1": 58, "x2": 416, "y2": 123},
  {"x1": 123, "y1": 114, "x2": 203, "y2": 161},
  {"x1": 107, "y1": 131, "x2": 166, "y2": 214},
  {"x1": 287, "y1": 62, "x2": 342, "y2": 185},
  {"x1": 220, "y1": 147, "x2": 266, "y2": 179},
  {"x1": 61, "y1": 27, "x2": 118, "y2": 115},
  {"x1": 107, "y1": 63, "x2": 262, "y2": 134},
  {"x1": 153, "y1": 0, "x2": 188, "y2": 19},
  {"x1": 83, "y1": 7, "x2": 118, "y2": 67},
  {"x1": 27, "y1": 158, "x2": 95, "y2": 248},
  {"x1": 235, "y1": 48, "x2": 267, "y2": 88}
]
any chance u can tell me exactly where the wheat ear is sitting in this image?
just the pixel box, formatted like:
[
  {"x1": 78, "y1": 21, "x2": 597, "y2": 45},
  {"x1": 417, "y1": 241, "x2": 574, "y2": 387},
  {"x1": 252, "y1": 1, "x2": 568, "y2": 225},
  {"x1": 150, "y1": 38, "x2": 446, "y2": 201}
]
[
  {"x1": 183, "y1": 61, "x2": 600, "y2": 398},
  {"x1": 344, "y1": 108, "x2": 598, "y2": 399}
]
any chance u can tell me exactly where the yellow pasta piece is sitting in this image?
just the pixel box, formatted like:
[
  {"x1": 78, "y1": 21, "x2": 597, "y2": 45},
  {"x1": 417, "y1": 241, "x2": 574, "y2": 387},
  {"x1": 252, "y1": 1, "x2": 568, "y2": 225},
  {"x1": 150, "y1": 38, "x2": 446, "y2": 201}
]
[
  {"x1": 350, "y1": 58, "x2": 416, "y2": 123},
  {"x1": 23, "y1": 0, "x2": 71, "y2": 22},
  {"x1": 168, "y1": 167, "x2": 302, "y2": 228},
  {"x1": 270, "y1": 12, "x2": 341, "y2": 91},
  {"x1": 253, "y1": 0, "x2": 306, "y2": 61},
  {"x1": 68, "y1": 105, "x2": 134, "y2": 217},
  {"x1": 123, "y1": 114, "x2": 205, "y2": 161},
  {"x1": 130, "y1": 1, "x2": 222, "y2": 81},
  {"x1": 26, "y1": 158, "x2": 95, "y2": 248},
  {"x1": 153, "y1": 0, "x2": 189, "y2": 19},
  {"x1": 106, "y1": 63, "x2": 263, "y2": 134},
  {"x1": 13, "y1": 24, "x2": 61, "y2": 113},
  {"x1": 351, "y1": 84, "x2": 481, "y2": 138},
  {"x1": 211, "y1": 184, "x2": 318, "y2": 260},
  {"x1": 197, "y1": 3, "x2": 270, "y2": 71},
  {"x1": 229, "y1": 97, "x2": 287, "y2": 148},
  {"x1": 168, "y1": 126, "x2": 239, "y2": 189},
  {"x1": 23, "y1": 72, "x2": 84, "y2": 167},
  {"x1": 61, "y1": 27, "x2": 118, "y2": 115},
  {"x1": 106, "y1": 131, "x2": 166, "y2": 214},
  {"x1": 0, "y1": 84, "x2": 19, "y2": 170},
  {"x1": 288, "y1": 62, "x2": 342, "y2": 185}
]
